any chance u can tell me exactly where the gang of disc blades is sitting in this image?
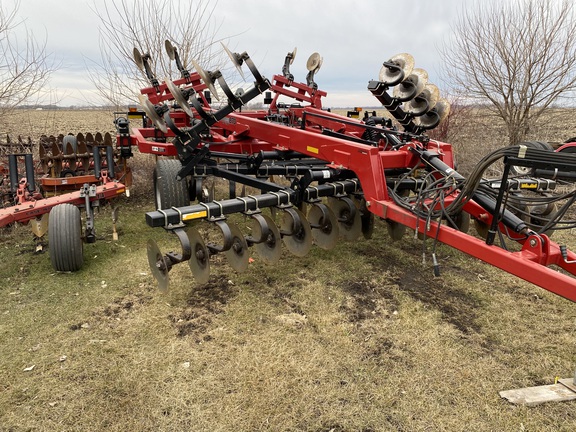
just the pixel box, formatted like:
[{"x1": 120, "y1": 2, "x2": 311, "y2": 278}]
[
  {"x1": 224, "y1": 223, "x2": 249, "y2": 272},
  {"x1": 307, "y1": 203, "x2": 339, "y2": 250},
  {"x1": 253, "y1": 213, "x2": 282, "y2": 264},
  {"x1": 191, "y1": 58, "x2": 220, "y2": 101},
  {"x1": 187, "y1": 227, "x2": 211, "y2": 284},
  {"x1": 165, "y1": 77, "x2": 194, "y2": 117},
  {"x1": 328, "y1": 197, "x2": 362, "y2": 241},
  {"x1": 137, "y1": 94, "x2": 168, "y2": 133},
  {"x1": 147, "y1": 239, "x2": 169, "y2": 292},
  {"x1": 281, "y1": 208, "x2": 312, "y2": 257}
]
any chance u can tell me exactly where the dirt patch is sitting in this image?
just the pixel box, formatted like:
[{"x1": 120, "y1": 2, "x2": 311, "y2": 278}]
[
  {"x1": 169, "y1": 275, "x2": 238, "y2": 341},
  {"x1": 358, "y1": 243, "x2": 488, "y2": 339},
  {"x1": 338, "y1": 279, "x2": 399, "y2": 323},
  {"x1": 69, "y1": 292, "x2": 152, "y2": 330}
]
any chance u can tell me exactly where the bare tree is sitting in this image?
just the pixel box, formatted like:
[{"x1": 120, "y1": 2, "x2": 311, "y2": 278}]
[
  {"x1": 0, "y1": 0, "x2": 56, "y2": 116},
  {"x1": 442, "y1": 0, "x2": 576, "y2": 146},
  {"x1": 88, "y1": 0, "x2": 227, "y2": 108}
]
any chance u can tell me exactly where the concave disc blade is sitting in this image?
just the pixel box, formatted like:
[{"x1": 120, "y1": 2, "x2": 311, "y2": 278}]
[
  {"x1": 138, "y1": 94, "x2": 168, "y2": 133},
  {"x1": 253, "y1": 213, "x2": 282, "y2": 264},
  {"x1": 308, "y1": 203, "x2": 339, "y2": 250},
  {"x1": 386, "y1": 220, "x2": 406, "y2": 241},
  {"x1": 281, "y1": 208, "x2": 312, "y2": 257},
  {"x1": 221, "y1": 42, "x2": 245, "y2": 80},
  {"x1": 328, "y1": 197, "x2": 362, "y2": 241},
  {"x1": 187, "y1": 228, "x2": 210, "y2": 284},
  {"x1": 165, "y1": 77, "x2": 194, "y2": 117},
  {"x1": 224, "y1": 223, "x2": 249, "y2": 272},
  {"x1": 147, "y1": 239, "x2": 169, "y2": 293},
  {"x1": 191, "y1": 58, "x2": 220, "y2": 101}
]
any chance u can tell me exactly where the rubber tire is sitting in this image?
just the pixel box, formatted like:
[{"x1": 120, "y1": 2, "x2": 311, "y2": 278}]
[
  {"x1": 153, "y1": 159, "x2": 189, "y2": 209},
  {"x1": 48, "y1": 203, "x2": 84, "y2": 272},
  {"x1": 510, "y1": 141, "x2": 549, "y2": 176}
]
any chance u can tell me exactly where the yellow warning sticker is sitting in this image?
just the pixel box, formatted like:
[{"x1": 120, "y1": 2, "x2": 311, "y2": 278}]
[
  {"x1": 306, "y1": 146, "x2": 319, "y2": 154},
  {"x1": 183, "y1": 211, "x2": 208, "y2": 221}
]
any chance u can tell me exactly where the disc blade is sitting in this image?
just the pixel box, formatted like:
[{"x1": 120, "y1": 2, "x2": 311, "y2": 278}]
[
  {"x1": 224, "y1": 223, "x2": 249, "y2": 272},
  {"x1": 191, "y1": 58, "x2": 220, "y2": 101},
  {"x1": 138, "y1": 94, "x2": 168, "y2": 133},
  {"x1": 30, "y1": 213, "x2": 49, "y2": 238},
  {"x1": 281, "y1": 208, "x2": 312, "y2": 257},
  {"x1": 328, "y1": 197, "x2": 362, "y2": 241},
  {"x1": 361, "y1": 210, "x2": 375, "y2": 240},
  {"x1": 165, "y1": 77, "x2": 194, "y2": 117},
  {"x1": 308, "y1": 203, "x2": 339, "y2": 250},
  {"x1": 221, "y1": 42, "x2": 245, "y2": 80},
  {"x1": 187, "y1": 228, "x2": 210, "y2": 284},
  {"x1": 147, "y1": 239, "x2": 169, "y2": 292},
  {"x1": 165, "y1": 40, "x2": 175, "y2": 60},
  {"x1": 386, "y1": 220, "x2": 406, "y2": 241},
  {"x1": 253, "y1": 214, "x2": 282, "y2": 264}
]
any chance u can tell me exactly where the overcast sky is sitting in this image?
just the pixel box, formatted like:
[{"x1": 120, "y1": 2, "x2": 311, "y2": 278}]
[{"x1": 12, "y1": 0, "x2": 469, "y2": 107}]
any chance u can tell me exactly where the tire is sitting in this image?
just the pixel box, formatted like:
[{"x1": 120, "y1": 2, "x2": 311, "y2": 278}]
[
  {"x1": 153, "y1": 159, "x2": 189, "y2": 209},
  {"x1": 48, "y1": 203, "x2": 84, "y2": 271},
  {"x1": 510, "y1": 141, "x2": 550, "y2": 176}
]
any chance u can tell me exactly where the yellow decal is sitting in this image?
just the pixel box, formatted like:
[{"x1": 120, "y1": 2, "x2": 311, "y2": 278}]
[
  {"x1": 306, "y1": 146, "x2": 319, "y2": 154},
  {"x1": 183, "y1": 210, "x2": 208, "y2": 221},
  {"x1": 520, "y1": 183, "x2": 537, "y2": 189}
]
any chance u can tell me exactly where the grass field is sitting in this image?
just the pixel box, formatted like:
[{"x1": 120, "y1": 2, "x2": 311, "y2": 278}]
[{"x1": 1, "y1": 109, "x2": 576, "y2": 431}]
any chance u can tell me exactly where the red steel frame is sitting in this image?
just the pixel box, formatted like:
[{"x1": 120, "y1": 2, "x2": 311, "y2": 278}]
[
  {"x1": 0, "y1": 178, "x2": 126, "y2": 228},
  {"x1": 129, "y1": 71, "x2": 576, "y2": 302}
]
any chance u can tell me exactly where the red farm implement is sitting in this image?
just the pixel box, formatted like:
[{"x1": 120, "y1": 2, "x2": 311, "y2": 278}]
[
  {"x1": 118, "y1": 44, "x2": 576, "y2": 302},
  {"x1": 0, "y1": 133, "x2": 129, "y2": 271}
]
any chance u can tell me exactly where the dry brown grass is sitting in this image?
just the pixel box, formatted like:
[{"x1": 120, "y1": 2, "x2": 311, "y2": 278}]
[{"x1": 1, "y1": 108, "x2": 576, "y2": 431}]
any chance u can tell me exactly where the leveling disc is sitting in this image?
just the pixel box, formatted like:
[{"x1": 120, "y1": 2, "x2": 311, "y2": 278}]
[
  {"x1": 187, "y1": 228, "x2": 211, "y2": 284},
  {"x1": 224, "y1": 223, "x2": 249, "y2": 273},
  {"x1": 289, "y1": 47, "x2": 297, "y2": 65},
  {"x1": 138, "y1": 94, "x2": 168, "y2": 133},
  {"x1": 328, "y1": 197, "x2": 362, "y2": 241},
  {"x1": 386, "y1": 220, "x2": 406, "y2": 241},
  {"x1": 308, "y1": 203, "x2": 339, "y2": 250},
  {"x1": 379, "y1": 53, "x2": 414, "y2": 86},
  {"x1": 306, "y1": 52, "x2": 322, "y2": 72},
  {"x1": 281, "y1": 208, "x2": 312, "y2": 257},
  {"x1": 133, "y1": 47, "x2": 145, "y2": 72},
  {"x1": 191, "y1": 58, "x2": 220, "y2": 101},
  {"x1": 147, "y1": 239, "x2": 170, "y2": 293},
  {"x1": 165, "y1": 77, "x2": 194, "y2": 117},
  {"x1": 252, "y1": 214, "x2": 282, "y2": 264},
  {"x1": 221, "y1": 42, "x2": 245, "y2": 80},
  {"x1": 165, "y1": 40, "x2": 176, "y2": 60}
]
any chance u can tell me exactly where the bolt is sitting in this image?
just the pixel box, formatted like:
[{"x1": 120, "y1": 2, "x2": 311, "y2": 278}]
[
  {"x1": 366, "y1": 201, "x2": 371, "y2": 207},
  {"x1": 530, "y1": 239, "x2": 537, "y2": 247}
]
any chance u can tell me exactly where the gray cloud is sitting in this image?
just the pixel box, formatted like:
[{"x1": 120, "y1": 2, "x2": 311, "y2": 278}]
[{"x1": 11, "y1": 0, "x2": 468, "y2": 106}]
